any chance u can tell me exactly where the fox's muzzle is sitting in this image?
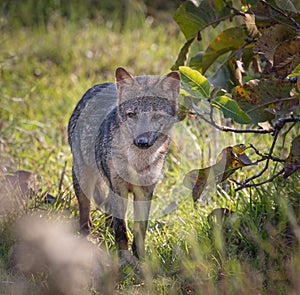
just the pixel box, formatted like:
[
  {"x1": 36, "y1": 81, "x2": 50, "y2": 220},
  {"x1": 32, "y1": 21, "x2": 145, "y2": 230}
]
[{"x1": 133, "y1": 132, "x2": 158, "y2": 149}]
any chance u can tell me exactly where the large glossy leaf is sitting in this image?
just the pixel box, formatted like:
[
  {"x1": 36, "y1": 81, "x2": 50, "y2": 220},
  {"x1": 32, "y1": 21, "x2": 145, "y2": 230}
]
[
  {"x1": 232, "y1": 79, "x2": 295, "y2": 123},
  {"x1": 179, "y1": 66, "x2": 211, "y2": 99},
  {"x1": 184, "y1": 144, "x2": 252, "y2": 202},
  {"x1": 212, "y1": 95, "x2": 252, "y2": 124},
  {"x1": 173, "y1": 1, "x2": 212, "y2": 40},
  {"x1": 284, "y1": 135, "x2": 300, "y2": 178},
  {"x1": 202, "y1": 27, "x2": 248, "y2": 73},
  {"x1": 174, "y1": 1, "x2": 216, "y2": 40},
  {"x1": 272, "y1": 37, "x2": 300, "y2": 78}
]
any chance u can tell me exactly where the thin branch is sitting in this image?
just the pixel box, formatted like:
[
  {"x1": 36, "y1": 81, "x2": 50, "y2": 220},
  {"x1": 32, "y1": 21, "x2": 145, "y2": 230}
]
[
  {"x1": 274, "y1": 115, "x2": 300, "y2": 129},
  {"x1": 199, "y1": 14, "x2": 234, "y2": 33},
  {"x1": 250, "y1": 144, "x2": 285, "y2": 163},
  {"x1": 250, "y1": 157, "x2": 268, "y2": 166},
  {"x1": 235, "y1": 168, "x2": 285, "y2": 191},
  {"x1": 259, "y1": 0, "x2": 300, "y2": 30},
  {"x1": 193, "y1": 104, "x2": 299, "y2": 191},
  {"x1": 243, "y1": 158, "x2": 270, "y2": 184},
  {"x1": 197, "y1": 109, "x2": 300, "y2": 135},
  {"x1": 234, "y1": 119, "x2": 283, "y2": 185},
  {"x1": 223, "y1": 0, "x2": 246, "y2": 17},
  {"x1": 199, "y1": 1, "x2": 247, "y2": 33},
  {"x1": 196, "y1": 109, "x2": 274, "y2": 134},
  {"x1": 239, "y1": 129, "x2": 280, "y2": 185},
  {"x1": 234, "y1": 116, "x2": 300, "y2": 190},
  {"x1": 230, "y1": 156, "x2": 269, "y2": 187}
]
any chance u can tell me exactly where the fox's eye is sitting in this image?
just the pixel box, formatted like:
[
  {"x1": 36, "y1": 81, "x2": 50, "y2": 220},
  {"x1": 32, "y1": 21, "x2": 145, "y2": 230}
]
[{"x1": 126, "y1": 111, "x2": 136, "y2": 118}]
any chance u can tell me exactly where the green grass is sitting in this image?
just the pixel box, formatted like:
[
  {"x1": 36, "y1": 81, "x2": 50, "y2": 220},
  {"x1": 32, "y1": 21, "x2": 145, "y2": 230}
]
[{"x1": 1, "y1": 8, "x2": 300, "y2": 295}]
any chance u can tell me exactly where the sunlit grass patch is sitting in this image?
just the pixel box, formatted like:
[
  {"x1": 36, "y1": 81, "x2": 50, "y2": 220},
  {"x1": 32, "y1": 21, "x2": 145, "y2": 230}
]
[{"x1": 0, "y1": 8, "x2": 299, "y2": 294}]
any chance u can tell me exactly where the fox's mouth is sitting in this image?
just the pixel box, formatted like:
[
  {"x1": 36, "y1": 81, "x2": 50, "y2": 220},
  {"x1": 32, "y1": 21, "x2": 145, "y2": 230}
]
[{"x1": 133, "y1": 131, "x2": 158, "y2": 149}]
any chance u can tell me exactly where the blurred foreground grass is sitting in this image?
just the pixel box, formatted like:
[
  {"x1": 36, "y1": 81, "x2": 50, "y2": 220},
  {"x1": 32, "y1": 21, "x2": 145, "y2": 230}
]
[{"x1": 0, "y1": 3, "x2": 300, "y2": 294}]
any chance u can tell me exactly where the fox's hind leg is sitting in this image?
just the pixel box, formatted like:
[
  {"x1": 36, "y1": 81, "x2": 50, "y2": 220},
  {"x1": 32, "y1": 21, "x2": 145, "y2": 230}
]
[
  {"x1": 93, "y1": 179, "x2": 113, "y2": 229},
  {"x1": 72, "y1": 167, "x2": 92, "y2": 235}
]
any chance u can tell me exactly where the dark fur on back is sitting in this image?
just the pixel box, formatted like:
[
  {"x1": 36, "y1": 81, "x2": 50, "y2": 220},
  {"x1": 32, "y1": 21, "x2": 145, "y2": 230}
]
[{"x1": 68, "y1": 83, "x2": 114, "y2": 148}]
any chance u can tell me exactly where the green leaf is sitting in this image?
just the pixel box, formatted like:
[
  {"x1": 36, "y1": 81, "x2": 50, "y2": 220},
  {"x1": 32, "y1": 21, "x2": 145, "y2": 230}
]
[
  {"x1": 183, "y1": 168, "x2": 210, "y2": 202},
  {"x1": 212, "y1": 0, "x2": 232, "y2": 16},
  {"x1": 232, "y1": 79, "x2": 297, "y2": 123},
  {"x1": 184, "y1": 145, "x2": 252, "y2": 202},
  {"x1": 179, "y1": 66, "x2": 211, "y2": 99},
  {"x1": 275, "y1": 0, "x2": 297, "y2": 12},
  {"x1": 202, "y1": 27, "x2": 248, "y2": 73},
  {"x1": 288, "y1": 64, "x2": 300, "y2": 77},
  {"x1": 212, "y1": 95, "x2": 252, "y2": 124},
  {"x1": 174, "y1": 1, "x2": 216, "y2": 40},
  {"x1": 171, "y1": 38, "x2": 195, "y2": 70},
  {"x1": 189, "y1": 52, "x2": 203, "y2": 71},
  {"x1": 208, "y1": 63, "x2": 235, "y2": 90}
]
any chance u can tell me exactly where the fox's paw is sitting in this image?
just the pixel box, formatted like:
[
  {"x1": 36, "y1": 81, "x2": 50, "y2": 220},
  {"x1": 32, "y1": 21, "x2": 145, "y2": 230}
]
[
  {"x1": 118, "y1": 250, "x2": 143, "y2": 282},
  {"x1": 79, "y1": 219, "x2": 93, "y2": 236},
  {"x1": 119, "y1": 250, "x2": 139, "y2": 266}
]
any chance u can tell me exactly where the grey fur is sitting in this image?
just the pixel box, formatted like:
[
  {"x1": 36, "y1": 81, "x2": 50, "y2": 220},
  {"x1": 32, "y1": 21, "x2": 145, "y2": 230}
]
[{"x1": 68, "y1": 67, "x2": 181, "y2": 260}]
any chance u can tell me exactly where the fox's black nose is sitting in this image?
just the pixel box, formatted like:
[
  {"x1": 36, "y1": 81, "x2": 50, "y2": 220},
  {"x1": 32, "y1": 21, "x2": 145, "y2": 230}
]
[
  {"x1": 134, "y1": 136, "x2": 150, "y2": 148},
  {"x1": 134, "y1": 132, "x2": 157, "y2": 149}
]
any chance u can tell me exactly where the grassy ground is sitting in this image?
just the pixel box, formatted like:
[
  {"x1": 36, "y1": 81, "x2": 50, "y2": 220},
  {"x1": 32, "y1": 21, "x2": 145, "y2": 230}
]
[{"x1": 1, "y1": 7, "x2": 300, "y2": 295}]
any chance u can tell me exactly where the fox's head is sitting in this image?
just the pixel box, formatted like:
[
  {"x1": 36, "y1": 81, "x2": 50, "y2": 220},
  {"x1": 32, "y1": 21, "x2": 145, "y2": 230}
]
[{"x1": 115, "y1": 67, "x2": 181, "y2": 149}]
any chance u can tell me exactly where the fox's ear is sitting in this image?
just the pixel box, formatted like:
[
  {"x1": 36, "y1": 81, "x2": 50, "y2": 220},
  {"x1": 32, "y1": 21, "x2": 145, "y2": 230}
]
[
  {"x1": 159, "y1": 71, "x2": 181, "y2": 98},
  {"x1": 115, "y1": 67, "x2": 134, "y2": 83},
  {"x1": 115, "y1": 67, "x2": 136, "y2": 96},
  {"x1": 166, "y1": 71, "x2": 181, "y2": 81}
]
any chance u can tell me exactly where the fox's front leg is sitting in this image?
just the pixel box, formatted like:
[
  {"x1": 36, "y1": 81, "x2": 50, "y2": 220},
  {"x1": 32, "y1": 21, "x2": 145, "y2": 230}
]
[
  {"x1": 109, "y1": 190, "x2": 130, "y2": 253},
  {"x1": 132, "y1": 186, "x2": 154, "y2": 259},
  {"x1": 113, "y1": 217, "x2": 129, "y2": 251}
]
